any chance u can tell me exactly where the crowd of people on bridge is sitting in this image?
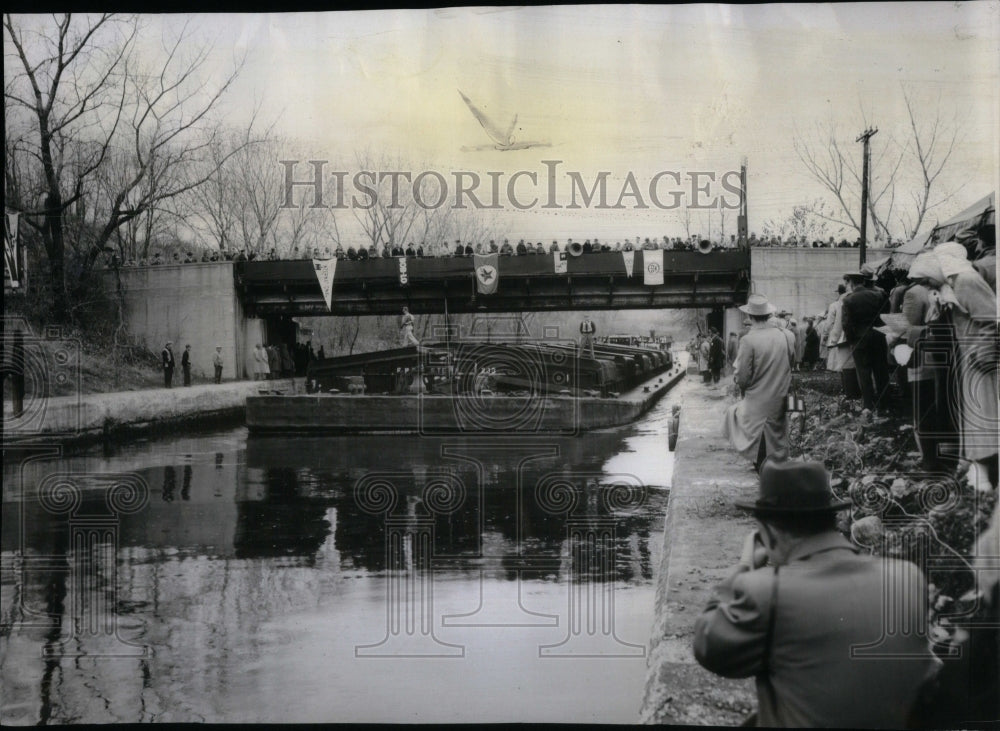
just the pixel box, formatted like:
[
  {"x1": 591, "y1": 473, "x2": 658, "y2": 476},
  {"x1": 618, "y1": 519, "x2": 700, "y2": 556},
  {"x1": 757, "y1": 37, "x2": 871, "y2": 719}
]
[
  {"x1": 102, "y1": 233, "x2": 754, "y2": 268},
  {"x1": 100, "y1": 230, "x2": 902, "y2": 269}
]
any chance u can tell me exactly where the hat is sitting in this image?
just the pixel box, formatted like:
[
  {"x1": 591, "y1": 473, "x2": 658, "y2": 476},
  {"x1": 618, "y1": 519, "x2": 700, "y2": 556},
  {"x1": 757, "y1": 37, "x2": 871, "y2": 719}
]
[
  {"x1": 939, "y1": 254, "x2": 974, "y2": 279},
  {"x1": 739, "y1": 294, "x2": 777, "y2": 316},
  {"x1": 735, "y1": 460, "x2": 851, "y2": 514},
  {"x1": 934, "y1": 241, "x2": 967, "y2": 260},
  {"x1": 907, "y1": 252, "x2": 945, "y2": 285}
]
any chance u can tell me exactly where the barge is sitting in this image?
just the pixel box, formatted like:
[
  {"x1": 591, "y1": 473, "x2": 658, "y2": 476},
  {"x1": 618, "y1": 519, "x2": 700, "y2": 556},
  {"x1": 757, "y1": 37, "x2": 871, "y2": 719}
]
[{"x1": 246, "y1": 339, "x2": 685, "y2": 434}]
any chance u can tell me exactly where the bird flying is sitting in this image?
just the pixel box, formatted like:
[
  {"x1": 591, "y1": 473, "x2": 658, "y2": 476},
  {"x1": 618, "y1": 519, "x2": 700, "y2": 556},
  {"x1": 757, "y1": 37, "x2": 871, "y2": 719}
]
[{"x1": 458, "y1": 89, "x2": 550, "y2": 151}]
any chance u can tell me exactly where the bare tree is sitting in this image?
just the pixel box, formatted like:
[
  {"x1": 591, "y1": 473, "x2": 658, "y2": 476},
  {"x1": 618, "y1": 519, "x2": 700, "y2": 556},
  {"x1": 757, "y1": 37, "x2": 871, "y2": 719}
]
[
  {"x1": 181, "y1": 133, "x2": 339, "y2": 257},
  {"x1": 762, "y1": 200, "x2": 833, "y2": 245},
  {"x1": 4, "y1": 13, "x2": 252, "y2": 317},
  {"x1": 896, "y1": 86, "x2": 960, "y2": 238},
  {"x1": 792, "y1": 86, "x2": 960, "y2": 243}
]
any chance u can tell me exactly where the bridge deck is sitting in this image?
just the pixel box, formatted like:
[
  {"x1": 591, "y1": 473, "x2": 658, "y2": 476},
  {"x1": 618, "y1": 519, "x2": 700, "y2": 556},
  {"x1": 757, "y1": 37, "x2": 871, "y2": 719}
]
[{"x1": 234, "y1": 249, "x2": 750, "y2": 316}]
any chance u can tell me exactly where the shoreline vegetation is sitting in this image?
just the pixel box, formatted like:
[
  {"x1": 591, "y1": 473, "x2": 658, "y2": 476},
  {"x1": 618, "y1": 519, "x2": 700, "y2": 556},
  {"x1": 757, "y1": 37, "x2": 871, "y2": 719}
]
[{"x1": 790, "y1": 371, "x2": 996, "y2": 651}]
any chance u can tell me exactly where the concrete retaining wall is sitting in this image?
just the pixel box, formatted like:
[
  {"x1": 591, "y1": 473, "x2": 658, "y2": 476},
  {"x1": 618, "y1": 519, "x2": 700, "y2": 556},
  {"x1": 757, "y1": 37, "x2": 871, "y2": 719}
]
[
  {"x1": 640, "y1": 379, "x2": 757, "y2": 725},
  {"x1": 749, "y1": 247, "x2": 891, "y2": 320},
  {"x1": 111, "y1": 262, "x2": 246, "y2": 380},
  {"x1": 4, "y1": 379, "x2": 296, "y2": 446}
]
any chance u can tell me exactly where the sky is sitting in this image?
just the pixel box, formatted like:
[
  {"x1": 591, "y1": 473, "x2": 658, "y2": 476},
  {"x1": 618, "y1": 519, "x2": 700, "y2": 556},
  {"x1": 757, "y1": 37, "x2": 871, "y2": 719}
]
[{"x1": 18, "y1": 4, "x2": 1000, "y2": 244}]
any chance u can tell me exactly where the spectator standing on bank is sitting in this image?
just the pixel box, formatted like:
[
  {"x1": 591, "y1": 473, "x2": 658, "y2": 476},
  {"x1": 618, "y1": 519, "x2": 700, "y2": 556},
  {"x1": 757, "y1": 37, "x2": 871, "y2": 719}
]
[
  {"x1": 181, "y1": 344, "x2": 192, "y2": 386},
  {"x1": 842, "y1": 269, "x2": 891, "y2": 411},
  {"x1": 815, "y1": 313, "x2": 829, "y2": 364},
  {"x1": 254, "y1": 343, "x2": 269, "y2": 381},
  {"x1": 726, "y1": 332, "x2": 739, "y2": 375},
  {"x1": 213, "y1": 346, "x2": 224, "y2": 384},
  {"x1": 580, "y1": 315, "x2": 596, "y2": 359},
  {"x1": 792, "y1": 318, "x2": 806, "y2": 370},
  {"x1": 162, "y1": 341, "x2": 176, "y2": 388},
  {"x1": 802, "y1": 317, "x2": 820, "y2": 369},
  {"x1": 280, "y1": 343, "x2": 294, "y2": 377},
  {"x1": 900, "y1": 253, "x2": 959, "y2": 474},
  {"x1": 699, "y1": 335, "x2": 711, "y2": 383},
  {"x1": 722, "y1": 294, "x2": 793, "y2": 471},
  {"x1": 935, "y1": 242, "x2": 999, "y2": 489},
  {"x1": 825, "y1": 284, "x2": 858, "y2": 398},
  {"x1": 266, "y1": 345, "x2": 280, "y2": 380},
  {"x1": 693, "y1": 460, "x2": 936, "y2": 728},
  {"x1": 708, "y1": 328, "x2": 725, "y2": 384}
]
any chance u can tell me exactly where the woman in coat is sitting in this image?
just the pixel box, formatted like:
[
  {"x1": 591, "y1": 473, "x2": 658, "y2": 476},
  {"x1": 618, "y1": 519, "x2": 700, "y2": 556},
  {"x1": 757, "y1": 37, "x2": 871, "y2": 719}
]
[
  {"x1": 254, "y1": 343, "x2": 270, "y2": 381},
  {"x1": 936, "y1": 244, "x2": 999, "y2": 489},
  {"x1": 722, "y1": 294, "x2": 793, "y2": 471},
  {"x1": 901, "y1": 253, "x2": 959, "y2": 474},
  {"x1": 698, "y1": 336, "x2": 711, "y2": 383}
]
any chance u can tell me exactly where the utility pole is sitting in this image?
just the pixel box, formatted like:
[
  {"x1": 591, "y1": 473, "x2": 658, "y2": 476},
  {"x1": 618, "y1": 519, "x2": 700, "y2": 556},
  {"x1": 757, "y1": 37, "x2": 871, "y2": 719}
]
[
  {"x1": 856, "y1": 127, "x2": 878, "y2": 266},
  {"x1": 737, "y1": 157, "x2": 748, "y2": 249}
]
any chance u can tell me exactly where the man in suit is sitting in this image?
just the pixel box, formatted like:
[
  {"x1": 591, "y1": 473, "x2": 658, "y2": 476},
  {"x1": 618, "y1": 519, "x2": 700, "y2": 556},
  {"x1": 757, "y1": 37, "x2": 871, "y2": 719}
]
[
  {"x1": 842, "y1": 269, "x2": 891, "y2": 411},
  {"x1": 213, "y1": 345, "x2": 224, "y2": 384},
  {"x1": 162, "y1": 341, "x2": 175, "y2": 388},
  {"x1": 181, "y1": 344, "x2": 192, "y2": 386},
  {"x1": 693, "y1": 460, "x2": 937, "y2": 728}
]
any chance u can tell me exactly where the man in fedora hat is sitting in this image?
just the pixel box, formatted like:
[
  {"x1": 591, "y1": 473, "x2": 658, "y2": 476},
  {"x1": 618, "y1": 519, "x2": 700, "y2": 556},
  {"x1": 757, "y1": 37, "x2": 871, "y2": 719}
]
[
  {"x1": 842, "y1": 268, "x2": 891, "y2": 411},
  {"x1": 693, "y1": 460, "x2": 936, "y2": 728},
  {"x1": 723, "y1": 294, "x2": 794, "y2": 471}
]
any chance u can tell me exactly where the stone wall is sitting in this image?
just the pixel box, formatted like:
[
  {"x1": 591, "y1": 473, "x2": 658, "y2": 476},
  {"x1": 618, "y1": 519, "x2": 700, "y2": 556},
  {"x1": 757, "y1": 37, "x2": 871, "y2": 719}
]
[{"x1": 749, "y1": 247, "x2": 891, "y2": 319}]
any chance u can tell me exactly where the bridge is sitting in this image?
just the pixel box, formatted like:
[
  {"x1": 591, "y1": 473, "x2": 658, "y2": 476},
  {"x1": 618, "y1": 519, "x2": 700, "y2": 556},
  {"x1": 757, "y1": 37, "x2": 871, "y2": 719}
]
[
  {"x1": 234, "y1": 250, "x2": 752, "y2": 317},
  {"x1": 107, "y1": 247, "x2": 888, "y2": 381}
]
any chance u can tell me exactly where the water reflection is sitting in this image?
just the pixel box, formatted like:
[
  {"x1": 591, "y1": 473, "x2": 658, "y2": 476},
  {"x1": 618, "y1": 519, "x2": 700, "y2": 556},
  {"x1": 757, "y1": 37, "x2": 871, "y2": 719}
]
[{"x1": 1, "y1": 395, "x2": 677, "y2": 724}]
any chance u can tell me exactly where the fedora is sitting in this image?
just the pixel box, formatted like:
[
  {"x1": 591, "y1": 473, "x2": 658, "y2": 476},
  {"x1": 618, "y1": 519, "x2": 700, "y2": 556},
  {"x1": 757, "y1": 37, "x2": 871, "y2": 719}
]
[
  {"x1": 738, "y1": 293, "x2": 777, "y2": 317},
  {"x1": 735, "y1": 459, "x2": 851, "y2": 514}
]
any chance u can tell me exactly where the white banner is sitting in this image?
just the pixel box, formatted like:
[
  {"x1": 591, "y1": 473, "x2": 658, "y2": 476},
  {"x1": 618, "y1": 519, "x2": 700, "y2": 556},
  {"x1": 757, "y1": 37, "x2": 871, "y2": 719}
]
[
  {"x1": 643, "y1": 249, "x2": 663, "y2": 286},
  {"x1": 312, "y1": 257, "x2": 337, "y2": 311},
  {"x1": 621, "y1": 250, "x2": 634, "y2": 278},
  {"x1": 554, "y1": 251, "x2": 568, "y2": 274}
]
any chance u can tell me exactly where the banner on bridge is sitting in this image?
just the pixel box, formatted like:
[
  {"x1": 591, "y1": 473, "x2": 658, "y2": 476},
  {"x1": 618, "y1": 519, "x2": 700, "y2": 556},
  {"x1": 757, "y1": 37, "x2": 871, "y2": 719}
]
[
  {"x1": 643, "y1": 249, "x2": 663, "y2": 285},
  {"x1": 621, "y1": 250, "x2": 635, "y2": 278},
  {"x1": 474, "y1": 252, "x2": 499, "y2": 294},
  {"x1": 312, "y1": 257, "x2": 337, "y2": 311}
]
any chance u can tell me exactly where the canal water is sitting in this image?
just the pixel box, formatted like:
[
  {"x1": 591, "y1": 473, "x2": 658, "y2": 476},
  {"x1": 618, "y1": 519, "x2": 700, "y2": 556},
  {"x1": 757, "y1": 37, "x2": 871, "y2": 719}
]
[{"x1": 1, "y1": 391, "x2": 680, "y2": 724}]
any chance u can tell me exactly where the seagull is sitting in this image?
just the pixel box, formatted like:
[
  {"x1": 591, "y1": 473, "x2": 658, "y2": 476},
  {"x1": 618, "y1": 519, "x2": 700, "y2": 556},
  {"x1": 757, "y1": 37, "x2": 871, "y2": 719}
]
[{"x1": 458, "y1": 89, "x2": 551, "y2": 151}]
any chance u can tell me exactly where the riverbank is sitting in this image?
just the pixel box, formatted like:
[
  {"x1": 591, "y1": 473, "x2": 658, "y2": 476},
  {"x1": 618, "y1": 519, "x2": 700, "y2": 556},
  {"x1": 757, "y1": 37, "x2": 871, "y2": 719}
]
[
  {"x1": 2, "y1": 378, "x2": 298, "y2": 450},
  {"x1": 640, "y1": 376, "x2": 757, "y2": 725},
  {"x1": 640, "y1": 370, "x2": 996, "y2": 725}
]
